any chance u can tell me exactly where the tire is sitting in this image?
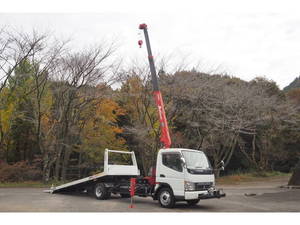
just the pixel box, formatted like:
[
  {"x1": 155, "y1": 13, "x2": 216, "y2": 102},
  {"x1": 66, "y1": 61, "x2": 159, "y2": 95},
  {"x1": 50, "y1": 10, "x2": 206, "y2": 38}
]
[
  {"x1": 120, "y1": 193, "x2": 131, "y2": 198},
  {"x1": 158, "y1": 188, "x2": 176, "y2": 208},
  {"x1": 186, "y1": 199, "x2": 200, "y2": 206},
  {"x1": 94, "y1": 183, "x2": 109, "y2": 200}
]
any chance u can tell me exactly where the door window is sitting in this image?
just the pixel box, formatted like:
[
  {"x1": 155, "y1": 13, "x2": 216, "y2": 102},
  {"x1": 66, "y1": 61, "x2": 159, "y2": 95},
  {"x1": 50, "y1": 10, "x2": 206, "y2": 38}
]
[{"x1": 162, "y1": 153, "x2": 183, "y2": 172}]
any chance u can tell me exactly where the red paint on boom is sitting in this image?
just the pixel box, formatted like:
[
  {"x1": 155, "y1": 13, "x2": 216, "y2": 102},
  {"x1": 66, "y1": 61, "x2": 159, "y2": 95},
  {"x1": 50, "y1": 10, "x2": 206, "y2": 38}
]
[{"x1": 153, "y1": 91, "x2": 171, "y2": 148}]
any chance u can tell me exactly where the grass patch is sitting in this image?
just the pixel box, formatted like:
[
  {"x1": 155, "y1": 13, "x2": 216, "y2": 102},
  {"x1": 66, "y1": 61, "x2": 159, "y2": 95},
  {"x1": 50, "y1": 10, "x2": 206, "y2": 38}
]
[
  {"x1": 216, "y1": 171, "x2": 291, "y2": 185},
  {"x1": 0, "y1": 180, "x2": 68, "y2": 188}
]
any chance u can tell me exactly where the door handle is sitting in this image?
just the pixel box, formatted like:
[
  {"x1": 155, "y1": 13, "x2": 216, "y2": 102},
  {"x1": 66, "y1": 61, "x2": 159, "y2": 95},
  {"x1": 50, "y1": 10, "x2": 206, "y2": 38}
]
[{"x1": 160, "y1": 174, "x2": 166, "y2": 177}]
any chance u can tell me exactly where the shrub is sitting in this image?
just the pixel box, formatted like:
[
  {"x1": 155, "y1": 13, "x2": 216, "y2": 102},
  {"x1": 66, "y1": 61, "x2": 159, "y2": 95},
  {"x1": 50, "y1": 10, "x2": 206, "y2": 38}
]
[{"x1": 0, "y1": 161, "x2": 42, "y2": 182}]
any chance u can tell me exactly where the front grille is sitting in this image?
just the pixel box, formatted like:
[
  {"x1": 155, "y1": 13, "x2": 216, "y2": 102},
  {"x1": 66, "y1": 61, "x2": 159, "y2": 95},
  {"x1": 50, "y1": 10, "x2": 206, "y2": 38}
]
[
  {"x1": 195, "y1": 182, "x2": 213, "y2": 191},
  {"x1": 187, "y1": 168, "x2": 213, "y2": 174}
]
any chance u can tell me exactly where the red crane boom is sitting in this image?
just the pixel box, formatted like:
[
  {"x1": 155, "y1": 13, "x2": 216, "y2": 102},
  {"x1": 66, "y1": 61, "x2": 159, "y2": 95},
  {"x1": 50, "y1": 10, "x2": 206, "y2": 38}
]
[{"x1": 139, "y1": 23, "x2": 171, "y2": 149}]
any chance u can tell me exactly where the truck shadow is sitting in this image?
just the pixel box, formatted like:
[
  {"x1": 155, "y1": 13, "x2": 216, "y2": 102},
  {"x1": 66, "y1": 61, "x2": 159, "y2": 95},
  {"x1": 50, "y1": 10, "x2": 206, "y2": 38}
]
[
  {"x1": 55, "y1": 192, "x2": 216, "y2": 211},
  {"x1": 173, "y1": 202, "x2": 215, "y2": 210},
  {"x1": 132, "y1": 199, "x2": 216, "y2": 211},
  {"x1": 121, "y1": 197, "x2": 216, "y2": 211}
]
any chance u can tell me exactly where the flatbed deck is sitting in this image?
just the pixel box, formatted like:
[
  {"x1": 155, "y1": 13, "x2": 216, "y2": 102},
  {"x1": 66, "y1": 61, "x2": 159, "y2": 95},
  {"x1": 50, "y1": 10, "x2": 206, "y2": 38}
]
[
  {"x1": 45, "y1": 149, "x2": 139, "y2": 194},
  {"x1": 48, "y1": 172, "x2": 106, "y2": 193}
]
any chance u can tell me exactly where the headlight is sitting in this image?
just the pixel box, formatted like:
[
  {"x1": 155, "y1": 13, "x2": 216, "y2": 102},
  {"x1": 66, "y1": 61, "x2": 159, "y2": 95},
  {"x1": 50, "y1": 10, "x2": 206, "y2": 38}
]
[{"x1": 184, "y1": 181, "x2": 195, "y2": 191}]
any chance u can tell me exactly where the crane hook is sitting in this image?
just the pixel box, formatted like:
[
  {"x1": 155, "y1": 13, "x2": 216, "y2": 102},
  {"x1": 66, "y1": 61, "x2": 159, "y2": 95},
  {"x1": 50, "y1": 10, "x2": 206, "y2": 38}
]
[{"x1": 138, "y1": 40, "x2": 143, "y2": 48}]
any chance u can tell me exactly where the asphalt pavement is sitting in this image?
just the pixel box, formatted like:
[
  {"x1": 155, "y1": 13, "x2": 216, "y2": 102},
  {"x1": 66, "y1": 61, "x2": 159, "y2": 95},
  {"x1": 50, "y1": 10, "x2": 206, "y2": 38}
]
[{"x1": 0, "y1": 176, "x2": 299, "y2": 212}]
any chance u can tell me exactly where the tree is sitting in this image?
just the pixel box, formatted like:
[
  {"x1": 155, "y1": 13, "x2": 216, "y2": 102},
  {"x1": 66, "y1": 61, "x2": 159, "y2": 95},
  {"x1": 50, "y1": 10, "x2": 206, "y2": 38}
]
[
  {"x1": 0, "y1": 87, "x2": 15, "y2": 162},
  {"x1": 288, "y1": 161, "x2": 300, "y2": 186},
  {"x1": 48, "y1": 44, "x2": 118, "y2": 181},
  {"x1": 159, "y1": 72, "x2": 298, "y2": 177},
  {"x1": 28, "y1": 36, "x2": 67, "y2": 164},
  {"x1": 5, "y1": 59, "x2": 36, "y2": 163},
  {"x1": 117, "y1": 74, "x2": 161, "y2": 175},
  {"x1": 79, "y1": 98, "x2": 126, "y2": 168},
  {"x1": 0, "y1": 28, "x2": 47, "y2": 93},
  {"x1": 160, "y1": 72, "x2": 248, "y2": 176},
  {"x1": 286, "y1": 88, "x2": 300, "y2": 185}
]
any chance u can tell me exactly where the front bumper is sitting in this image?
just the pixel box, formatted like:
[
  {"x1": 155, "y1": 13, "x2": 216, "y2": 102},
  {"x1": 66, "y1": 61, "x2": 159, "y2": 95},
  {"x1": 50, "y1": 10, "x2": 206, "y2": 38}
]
[{"x1": 185, "y1": 188, "x2": 226, "y2": 200}]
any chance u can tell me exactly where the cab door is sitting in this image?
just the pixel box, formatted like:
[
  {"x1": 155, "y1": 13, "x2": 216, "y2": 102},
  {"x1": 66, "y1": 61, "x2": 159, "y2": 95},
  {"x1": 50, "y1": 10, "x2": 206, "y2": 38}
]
[{"x1": 156, "y1": 152, "x2": 184, "y2": 197}]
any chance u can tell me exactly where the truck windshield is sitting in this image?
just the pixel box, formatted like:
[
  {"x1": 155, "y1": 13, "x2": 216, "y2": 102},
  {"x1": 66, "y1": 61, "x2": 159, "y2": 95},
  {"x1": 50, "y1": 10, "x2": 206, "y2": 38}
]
[{"x1": 182, "y1": 151, "x2": 211, "y2": 169}]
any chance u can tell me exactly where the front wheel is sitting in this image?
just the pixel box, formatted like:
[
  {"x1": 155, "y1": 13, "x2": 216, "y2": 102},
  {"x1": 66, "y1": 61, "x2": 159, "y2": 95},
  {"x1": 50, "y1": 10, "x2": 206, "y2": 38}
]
[
  {"x1": 186, "y1": 199, "x2": 200, "y2": 206},
  {"x1": 94, "y1": 183, "x2": 109, "y2": 200},
  {"x1": 158, "y1": 188, "x2": 175, "y2": 208}
]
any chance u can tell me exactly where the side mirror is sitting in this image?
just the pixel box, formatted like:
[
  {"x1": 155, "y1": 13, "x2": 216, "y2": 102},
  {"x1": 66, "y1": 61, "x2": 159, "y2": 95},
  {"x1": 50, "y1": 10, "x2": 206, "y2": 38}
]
[
  {"x1": 220, "y1": 160, "x2": 224, "y2": 167},
  {"x1": 220, "y1": 160, "x2": 225, "y2": 171},
  {"x1": 180, "y1": 157, "x2": 186, "y2": 168}
]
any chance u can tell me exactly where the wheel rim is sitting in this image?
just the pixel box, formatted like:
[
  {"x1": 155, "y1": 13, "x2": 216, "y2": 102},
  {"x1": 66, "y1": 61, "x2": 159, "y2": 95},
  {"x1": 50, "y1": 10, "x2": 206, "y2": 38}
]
[
  {"x1": 95, "y1": 185, "x2": 103, "y2": 198},
  {"x1": 160, "y1": 191, "x2": 171, "y2": 206}
]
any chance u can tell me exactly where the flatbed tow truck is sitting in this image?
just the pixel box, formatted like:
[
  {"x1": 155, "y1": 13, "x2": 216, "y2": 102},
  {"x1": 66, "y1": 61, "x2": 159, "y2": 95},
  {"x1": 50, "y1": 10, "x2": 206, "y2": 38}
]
[{"x1": 46, "y1": 24, "x2": 225, "y2": 208}]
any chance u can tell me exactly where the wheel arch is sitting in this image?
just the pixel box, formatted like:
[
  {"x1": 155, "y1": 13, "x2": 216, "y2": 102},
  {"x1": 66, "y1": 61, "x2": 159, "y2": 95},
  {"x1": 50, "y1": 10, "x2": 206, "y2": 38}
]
[{"x1": 153, "y1": 183, "x2": 174, "y2": 200}]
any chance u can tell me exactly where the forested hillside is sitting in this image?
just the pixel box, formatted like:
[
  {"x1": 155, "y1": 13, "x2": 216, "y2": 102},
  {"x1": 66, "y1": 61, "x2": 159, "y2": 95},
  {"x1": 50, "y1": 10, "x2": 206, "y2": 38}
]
[
  {"x1": 283, "y1": 76, "x2": 300, "y2": 91},
  {"x1": 0, "y1": 29, "x2": 299, "y2": 182}
]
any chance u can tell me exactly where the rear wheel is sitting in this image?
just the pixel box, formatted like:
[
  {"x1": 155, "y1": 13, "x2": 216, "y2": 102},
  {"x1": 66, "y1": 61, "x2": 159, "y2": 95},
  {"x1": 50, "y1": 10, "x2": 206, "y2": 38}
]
[
  {"x1": 94, "y1": 183, "x2": 109, "y2": 200},
  {"x1": 158, "y1": 188, "x2": 175, "y2": 208},
  {"x1": 186, "y1": 199, "x2": 200, "y2": 206}
]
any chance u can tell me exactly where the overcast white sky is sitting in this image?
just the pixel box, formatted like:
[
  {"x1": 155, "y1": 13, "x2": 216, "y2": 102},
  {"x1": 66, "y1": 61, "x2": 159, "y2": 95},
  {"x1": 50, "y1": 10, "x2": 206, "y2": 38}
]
[{"x1": 1, "y1": 0, "x2": 300, "y2": 89}]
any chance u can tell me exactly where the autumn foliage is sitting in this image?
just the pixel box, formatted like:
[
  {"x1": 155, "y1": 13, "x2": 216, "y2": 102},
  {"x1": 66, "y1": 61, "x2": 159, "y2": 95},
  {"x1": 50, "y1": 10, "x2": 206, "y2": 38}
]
[{"x1": 0, "y1": 29, "x2": 299, "y2": 183}]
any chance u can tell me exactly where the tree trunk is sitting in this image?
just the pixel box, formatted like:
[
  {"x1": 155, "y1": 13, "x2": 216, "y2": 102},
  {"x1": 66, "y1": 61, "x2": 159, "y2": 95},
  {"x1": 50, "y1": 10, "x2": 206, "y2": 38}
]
[
  {"x1": 43, "y1": 158, "x2": 51, "y2": 182},
  {"x1": 288, "y1": 160, "x2": 300, "y2": 186},
  {"x1": 214, "y1": 168, "x2": 221, "y2": 178},
  {"x1": 78, "y1": 152, "x2": 82, "y2": 179},
  {"x1": 61, "y1": 147, "x2": 71, "y2": 181},
  {"x1": 42, "y1": 144, "x2": 56, "y2": 182},
  {"x1": 55, "y1": 147, "x2": 62, "y2": 180},
  {"x1": 212, "y1": 153, "x2": 221, "y2": 178}
]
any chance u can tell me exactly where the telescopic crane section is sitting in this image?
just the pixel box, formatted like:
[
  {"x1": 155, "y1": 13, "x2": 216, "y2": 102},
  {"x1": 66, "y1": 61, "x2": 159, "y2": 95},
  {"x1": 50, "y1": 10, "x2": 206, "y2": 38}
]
[{"x1": 139, "y1": 23, "x2": 171, "y2": 149}]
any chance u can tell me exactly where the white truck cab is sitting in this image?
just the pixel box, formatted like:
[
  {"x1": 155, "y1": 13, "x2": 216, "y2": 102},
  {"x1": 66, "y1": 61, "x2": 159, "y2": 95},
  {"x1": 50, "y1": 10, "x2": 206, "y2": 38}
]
[{"x1": 155, "y1": 148, "x2": 225, "y2": 208}]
